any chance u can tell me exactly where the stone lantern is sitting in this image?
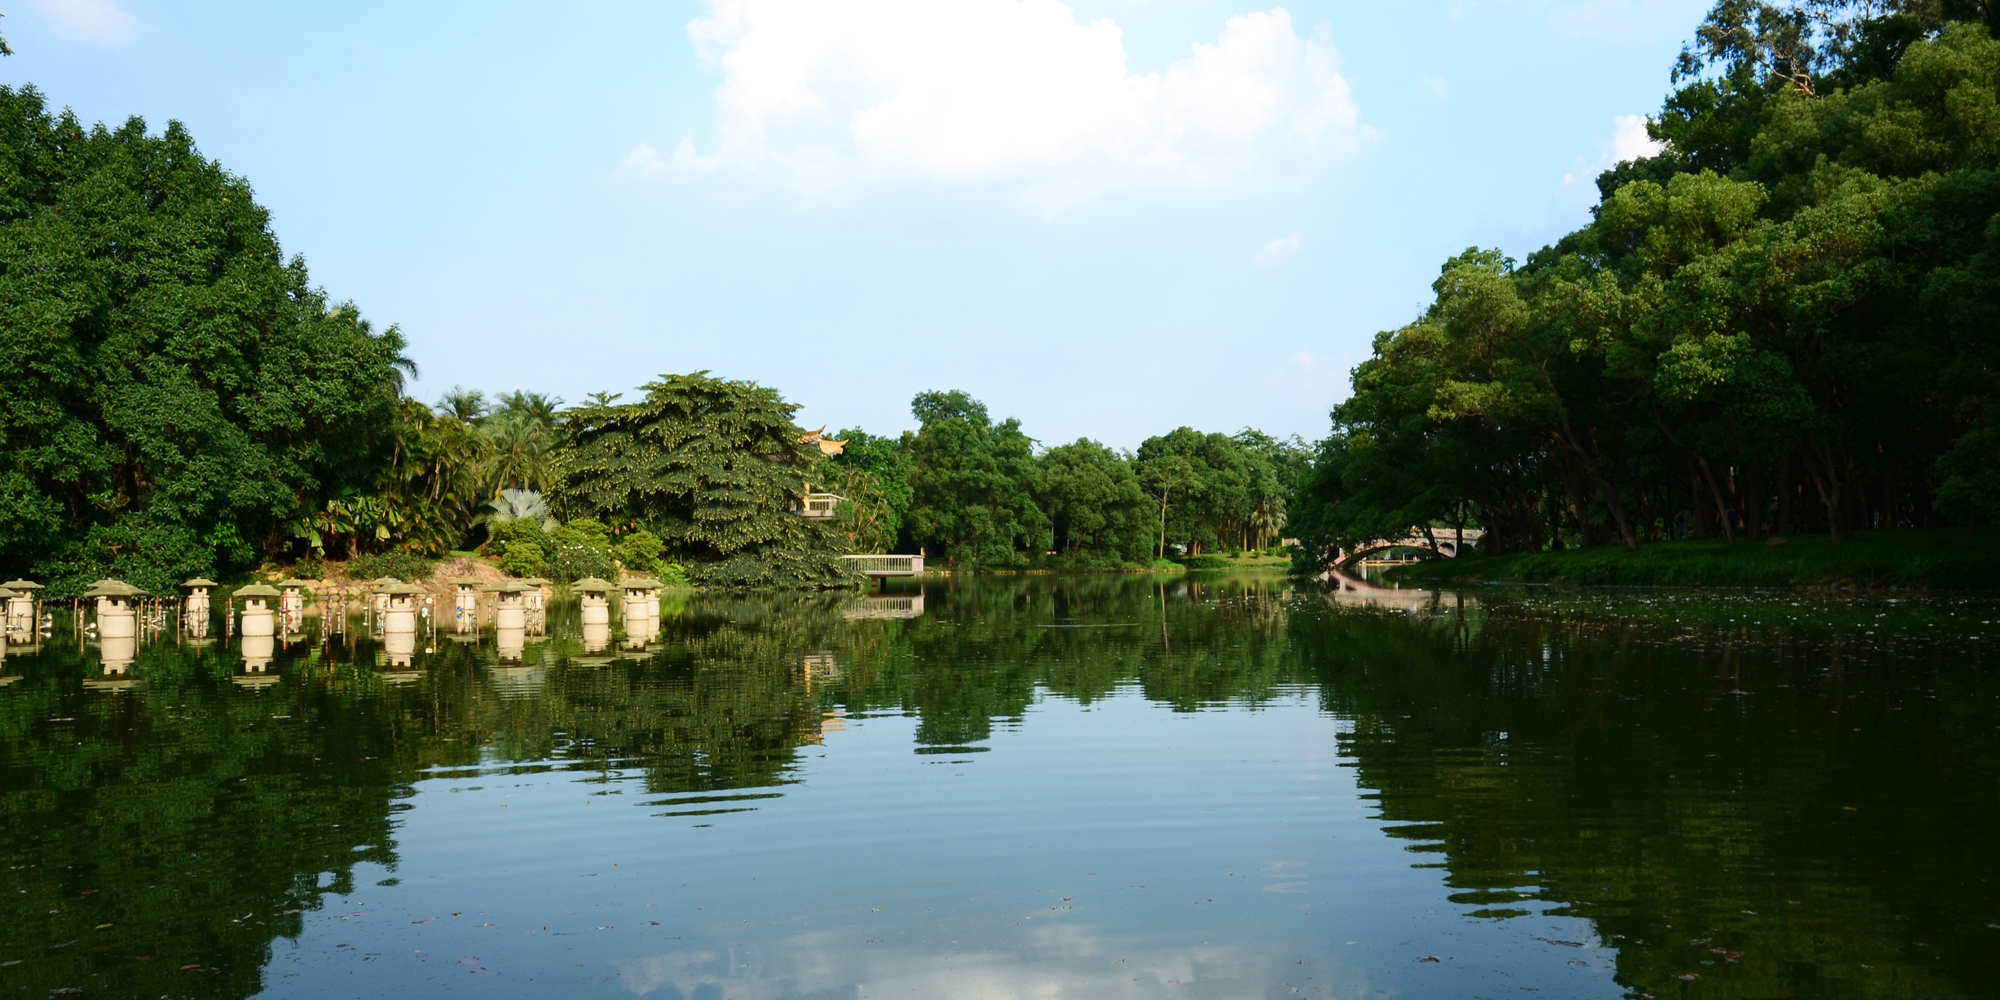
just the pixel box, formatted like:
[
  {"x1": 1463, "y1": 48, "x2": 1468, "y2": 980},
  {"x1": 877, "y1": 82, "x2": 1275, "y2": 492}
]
[
  {"x1": 381, "y1": 582, "x2": 424, "y2": 634},
  {"x1": 486, "y1": 581, "x2": 531, "y2": 661},
  {"x1": 83, "y1": 579, "x2": 144, "y2": 674},
  {"x1": 181, "y1": 578, "x2": 217, "y2": 638},
  {"x1": 367, "y1": 577, "x2": 400, "y2": 616},
  {"x1": 275, "y1": 578, "x2": 310, "y2": 631},
  {"x1": 518, "y1": 577, "x2": 550, "y2": 634},
  {"x1": 234, "y1": 584, "x2": 281, "y2": 671},
  {"x1": 573, "y1": 577, "x2": 614, "y2": 652},
  {"x1": 2, "y1": 578, "x2": 41, "y2": 637},
  {"x1": 381, "y1": 583, "x2": 425, "y2": 667},
  {"x1": 447, "y1": 577, "x2": 482, "y2": 633},
  {"x1": 0, "y1": 588, "x2": 12, "y2": 656},
  {"x1": 620, "y1": 577, "x2": 660, "y2": 647}
]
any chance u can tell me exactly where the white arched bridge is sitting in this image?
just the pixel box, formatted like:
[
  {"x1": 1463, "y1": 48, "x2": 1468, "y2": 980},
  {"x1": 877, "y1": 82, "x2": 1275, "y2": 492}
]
[{"x1": 1333, "y1": 529, "x2": 1484, "y2": 566}]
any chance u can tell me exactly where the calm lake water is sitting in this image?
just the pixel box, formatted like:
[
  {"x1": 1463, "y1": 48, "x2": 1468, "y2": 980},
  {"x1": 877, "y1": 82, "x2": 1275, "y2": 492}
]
[{"x1": 2, "y1": 574, "x2": 1997, "y2": 999}]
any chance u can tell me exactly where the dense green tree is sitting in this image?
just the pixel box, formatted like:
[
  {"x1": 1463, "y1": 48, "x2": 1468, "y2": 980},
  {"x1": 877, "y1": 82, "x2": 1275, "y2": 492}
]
[
  {"x1": 0, "y1": 88, "x2": 411, "y2": 594},
  {"x1": 904, "y1": 390, "x2": 1050, "y2": 567},
  {"x1": 557, "y1": 372, "x2": 854, "y2": 588},
  {"x1": 1033, "y1": 438, "x2": 1152, "y2": 563},
  {"x1": 813, "y1": 428, "x2": 914, "y2": 554},
  {"x1": 1303, "y1": 18, "x2": 2000, "y2": 558},
  {"x1": 1134, "y1": 428, "x2": 1287, "y2": 555}
]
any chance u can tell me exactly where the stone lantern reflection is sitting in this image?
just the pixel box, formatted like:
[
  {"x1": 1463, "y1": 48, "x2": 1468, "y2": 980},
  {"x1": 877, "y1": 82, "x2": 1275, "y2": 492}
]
[
  {"x1": 180, "y1": 578, "x2": 217, "y2": 638},
  {"x1": 83, "y1": 579, "x2": 143, "y2": 674},
  {"x1": 234, "y1": 584, "x2": 280, "y2": 671},
  {"x1": 2, "y1": 578, "x2": 41, "y2": 638}
]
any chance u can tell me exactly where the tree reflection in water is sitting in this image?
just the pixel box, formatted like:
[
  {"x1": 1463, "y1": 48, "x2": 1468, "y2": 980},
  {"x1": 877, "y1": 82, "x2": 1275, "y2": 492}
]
[{"x1": 0, "y1": 576, "x2": 1993, "y2": 998}]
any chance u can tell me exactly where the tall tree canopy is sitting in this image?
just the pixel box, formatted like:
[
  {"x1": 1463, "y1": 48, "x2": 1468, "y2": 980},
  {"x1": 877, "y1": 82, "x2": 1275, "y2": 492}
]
[
  {"x1": 903, "y1": 390, "x2": 1051, "y2": 568},
  {"x1": 557, "y1": 372, "x2": 853, "y2": 588},
  {"x1": 0, "y1": 87, "x2": 411, "y2": 593},
  {"x1": 1299, "y1": 12, "x2": 2000, "y2": 559}
]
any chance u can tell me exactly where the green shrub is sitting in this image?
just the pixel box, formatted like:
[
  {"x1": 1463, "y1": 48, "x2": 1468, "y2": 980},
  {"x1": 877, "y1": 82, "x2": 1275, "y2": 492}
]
[
  {"x1": 347, "y1": 551, "x2": 436, "y2": 582},
  {"x1": 547, "y1": 519, "x2": 616, "y2": 583},
  {"x1": 657, "y1": 561, "x2": 691, "y2": 587},
  {"x1": 1186, "y1": 554, "x2": 1230, "y2": 569},
  {"x1": 490, "y1": 518, "x2": 550, "y2": 556},
  {"x1": 496, "y1": 541, "x2": 547, "y2": 578},
  {"x1": 292, "y1": 556, "x2": 325, "y2": 579},
  {"x1": 614, "y1": 529, "x2": 666, "y2": 575}
]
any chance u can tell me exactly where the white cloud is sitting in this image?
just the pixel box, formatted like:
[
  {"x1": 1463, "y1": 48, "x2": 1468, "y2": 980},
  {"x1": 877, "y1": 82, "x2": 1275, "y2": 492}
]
[
  {"x1": 1608, "y1": 113, "x2": 1663, "y2": 163},
  {"x1": 654, "y1": 0, "x2": 1364, "y2": 204},
  {"x1": 33, "y1": 0, "x2": 135, "y2": 45},
  {"x1": 1253, "y1": 233, "x2": 1300, "y2": 269},
  {"x1": 1421, "y1": 75, "x2": 1447, "y2": 99}
]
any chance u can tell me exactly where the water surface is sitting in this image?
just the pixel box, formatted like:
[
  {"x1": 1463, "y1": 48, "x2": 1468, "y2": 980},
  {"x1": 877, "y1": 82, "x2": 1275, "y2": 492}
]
[{"x1": 2, "y1": 576, "x2": 1995, "y2": 998}]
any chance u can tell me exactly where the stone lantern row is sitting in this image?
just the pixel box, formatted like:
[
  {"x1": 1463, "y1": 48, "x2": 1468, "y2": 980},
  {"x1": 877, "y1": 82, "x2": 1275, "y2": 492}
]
[{"x1": 10, "y1": 572, "x2": 672, "y2": 672}]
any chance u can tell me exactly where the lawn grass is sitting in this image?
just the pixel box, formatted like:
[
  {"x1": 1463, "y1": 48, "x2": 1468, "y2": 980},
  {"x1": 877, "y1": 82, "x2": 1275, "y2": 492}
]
[{"x1": 1387, "y1": 527, "x2": 2000, "y2": 589}]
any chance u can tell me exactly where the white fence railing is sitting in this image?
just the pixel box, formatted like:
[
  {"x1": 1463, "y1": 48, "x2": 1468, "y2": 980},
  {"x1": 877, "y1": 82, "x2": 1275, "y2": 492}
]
[{"x1": 841, "y1": 554, "x2": 925, "y2": 576}]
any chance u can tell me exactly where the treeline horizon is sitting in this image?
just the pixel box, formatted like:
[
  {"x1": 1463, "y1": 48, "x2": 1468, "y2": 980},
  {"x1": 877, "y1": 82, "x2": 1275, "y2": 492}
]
[
  {"x1": 8, "y1": 0, "x2": 2000, "y2": 595},
  {"x1": 1289, "y1": 4, "x2": 2000, "y2": 556}
]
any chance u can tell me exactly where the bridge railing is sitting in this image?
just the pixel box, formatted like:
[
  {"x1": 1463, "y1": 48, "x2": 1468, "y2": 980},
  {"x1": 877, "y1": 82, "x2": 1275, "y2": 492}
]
[
  {"x1": 841, "y1": 554, "x2": 924, "y2": 576},
  {"x1": 801, "y1": 493, "x2": 845, "y2": 518}
]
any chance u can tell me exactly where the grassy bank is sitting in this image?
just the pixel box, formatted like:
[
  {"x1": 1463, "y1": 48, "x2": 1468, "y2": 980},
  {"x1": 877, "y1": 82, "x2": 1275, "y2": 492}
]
[{"x1": 1387, "y1": 528, "x2": 2000, "y2": 589}]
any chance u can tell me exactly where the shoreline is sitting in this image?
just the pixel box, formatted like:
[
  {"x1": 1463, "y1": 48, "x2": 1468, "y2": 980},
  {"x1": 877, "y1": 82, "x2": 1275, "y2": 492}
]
[{"x1": 1381, "y1": 528, "x2": 2000, "y2": 590}]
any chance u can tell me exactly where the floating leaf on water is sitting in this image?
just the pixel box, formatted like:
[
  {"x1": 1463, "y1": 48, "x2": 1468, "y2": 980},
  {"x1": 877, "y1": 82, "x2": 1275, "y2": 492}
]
[
  {"x1": 1678, "y1": 973, "x2": 1699, "y2": 981},
  {"x1": 411, "y1": 917, "x2": 435, "y2": 925},
  {"x1": 1567, "y1": 960, "x2": 1588, "y2": 967},
  {"x1": 458, "y1": 958, "x2": 480, "y2": 964},
  {"x1": 1, "y1": 960, "x2": 20, "y2": 967},
  {"x1": 1537, "y1": 938, "x2": 1585, "y2": 948},
  {"x1": 180, "y1": 965, "x2": 202, "y2": 972},
  {"x1": 92, "y1": 925, "x2": 111, "y2": 930},
  {"x1": 1417, "y1": 956, "x2": 1441, "y2": 963}
]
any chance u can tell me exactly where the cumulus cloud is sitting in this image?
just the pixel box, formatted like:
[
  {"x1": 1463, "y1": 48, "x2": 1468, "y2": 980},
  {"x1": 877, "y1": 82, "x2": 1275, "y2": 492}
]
[
  {"x1": 1253, "y1": 233, "x2": 1300, "y2": 269},
  {"x1": 652, "y1": 0, "x2": 1365, "y2": 204},
  {"x1": 32, "y1": 0, "x2": 135, "y2": 45},
  {"x1": 1608, "y1": 113, "x2": 1663, "y2": 162}
]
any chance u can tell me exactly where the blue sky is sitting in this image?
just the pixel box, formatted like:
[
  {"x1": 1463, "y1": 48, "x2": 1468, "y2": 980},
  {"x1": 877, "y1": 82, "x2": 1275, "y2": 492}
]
[{"x1": 3, "y1": 0, "x2": 1707, "y2": 448}]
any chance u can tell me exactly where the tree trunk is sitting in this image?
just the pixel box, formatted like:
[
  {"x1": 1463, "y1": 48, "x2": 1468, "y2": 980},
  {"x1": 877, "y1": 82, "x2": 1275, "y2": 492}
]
[
  {"x1": 1742, "y1": 456, "x2": 1763, "y2": 540},
  {"x1": 1777, "y1": 449, "x2": 1793, "y2": 534},
  {"x1": 1555, "y1": 455, "x2": 1596, "y2": 549},
  {"x1": 1554, "y1": 423, "x2": 1637, "y2": 549},
  {"x1": 1801, "y1": 440, "x2": 1844, "y2": 545},
  {"x1": 1693, "y1": 453, "x2": 1736, "y2": 544}
]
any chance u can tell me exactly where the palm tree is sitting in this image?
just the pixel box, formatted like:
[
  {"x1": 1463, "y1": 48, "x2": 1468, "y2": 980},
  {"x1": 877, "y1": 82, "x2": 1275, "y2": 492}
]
[
  {"x1": 438, "y1": 386, "x2": 488, "y2": 423},
  {"x1": 1250, "y1": 503, "x2": 1287, "y2": 551},
  {"x1": 488, "y1": 488, "x2": 557, "y2": 530},
  {"x1": 482, "y1": 408, "x2": 556, "y2": 495},
  {"x1": 494, "y1": 390, "x2": 563, "y2": 426}
]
